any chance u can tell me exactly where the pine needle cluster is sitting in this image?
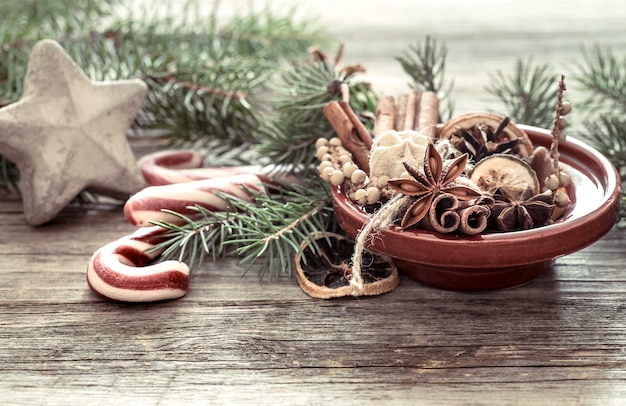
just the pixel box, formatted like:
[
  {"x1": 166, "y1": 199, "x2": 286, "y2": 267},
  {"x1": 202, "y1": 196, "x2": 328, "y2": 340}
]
[
  {"x1": 0, "y1": 0, "x2": 326, "y2": 190},
  {"x1": 149, "y1": 179, "x2": 336, "y2": 280}
]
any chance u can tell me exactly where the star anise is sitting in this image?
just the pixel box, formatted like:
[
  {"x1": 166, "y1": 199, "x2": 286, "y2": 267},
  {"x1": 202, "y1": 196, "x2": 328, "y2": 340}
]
[
  {"x1": 457, "y1": 117, "x2": 519, "y2": 162},
  {"x1": 388, "y1": 143, "x2": 482, "y2": 229},
  {"x1": 490, "y1": 188, "x2": 555, "y2": 232}
]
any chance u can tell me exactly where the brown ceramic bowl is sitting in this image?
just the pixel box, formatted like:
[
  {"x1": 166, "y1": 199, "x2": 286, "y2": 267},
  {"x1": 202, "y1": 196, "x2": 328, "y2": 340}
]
[{"x1": 331, "y1": 125, "x2": 621, "y2": 291}]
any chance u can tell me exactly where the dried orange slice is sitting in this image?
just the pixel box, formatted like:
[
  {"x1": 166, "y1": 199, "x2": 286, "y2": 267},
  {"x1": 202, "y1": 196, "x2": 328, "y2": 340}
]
[
  {"x1": 470, "y1": 154, "x2": 540, "y2": 201},
  {"x1": 295, "y1": 232, "x2": 399, "y2": 299},
  {"x1": 437, "y1": 112, "x2": 534, "y2": 157}
]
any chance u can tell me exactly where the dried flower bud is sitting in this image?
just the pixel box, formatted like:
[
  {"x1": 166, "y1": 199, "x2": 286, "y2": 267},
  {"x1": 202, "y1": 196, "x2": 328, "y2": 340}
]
[
  {"x1": 329, "y1": 170, "x2": 345, "y2": 186},
  {"x1": 557, "y1": 117, "x2": 568, "y2": 130},
  {"x1": 354, "y1": 189, "x2": 367, "y2": 206},
  {"x1": 351, "y1": 169, "x2": 367, "y2": 184},
  {"x1": 557, "y1": 130, "x2": 567, "y2": 143},
  {"x1": 338, "y1": 154, "x2": 353, "y2": 165},
  {"x1": 315, "y1": 146, "x2": 329, "y2": 161},
  {"x1": 376, "y1": 175, "x2": 389, "y2": 188},
  {"x1": 342, "y1": 162, "x2": 357, "y2": 178},
  {"x1": 315, "y1": 138, "x2": 328, "y2": 149},
  {"x1": 554, "y1": 189, "x2": 571, "y2": 207},
  {"x1": 559, "y1": 171, "x2": 571, "y2": 187},
  {"x1": 560, "y1": 101, "x2": 572, "y2": 115},
  {"x1": 544, "y1": 174, "x2": 560, "y2": 191},
  {"x1": 365, "y1": 187, "x2": 381, "y2": 205},
  {"x1": 329, "y1": 137, "x2": 343, "y2": 146},
  {"x1": 321, "y1": 166, "x2": 334, "y2": 182},
  {"x1": 318, "y1": 161, "x2": 333, "y2": 174}
]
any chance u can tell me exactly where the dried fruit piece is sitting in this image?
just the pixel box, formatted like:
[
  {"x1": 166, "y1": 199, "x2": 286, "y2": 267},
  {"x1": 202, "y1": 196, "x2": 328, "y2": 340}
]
[
  {"x1": 437, "y1": 112, "x2": 534, "y2": 157},
  {"x1": 295, "y1": 233, "x2": 399, "y2": 299},
  {"x1": 470, "y1": 154, "x2": 540, "y2": 201}
]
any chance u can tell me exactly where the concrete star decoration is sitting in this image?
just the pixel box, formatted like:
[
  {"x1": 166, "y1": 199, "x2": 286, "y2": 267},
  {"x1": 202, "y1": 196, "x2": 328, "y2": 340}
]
[{"x1": 0, "y1": 39, "x2": 147, "y2": 226}]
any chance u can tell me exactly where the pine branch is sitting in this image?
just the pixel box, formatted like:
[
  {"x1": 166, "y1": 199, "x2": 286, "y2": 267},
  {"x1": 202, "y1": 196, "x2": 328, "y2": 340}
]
[
  {"x1": 485, "y1": 57, "x2": 558, "y2": 128},
  {"x1": 255, "y1": 48, "x2": 377, "y2": 173},
  {"x1": 148, "y1": 179, "x2": 336, "y2": 279},
  {"x1": 0, "y1": 0, "x2": 326, "y2": 193},
  {"x1": 395, "y1": 35, "x2": 455, "y2": 120},
  {"x1": 573, "y1": 44, "x2": 626, "y2": 114},
  {"x1": 573, "y1": 45, "x2": 626, "y2": 220}
]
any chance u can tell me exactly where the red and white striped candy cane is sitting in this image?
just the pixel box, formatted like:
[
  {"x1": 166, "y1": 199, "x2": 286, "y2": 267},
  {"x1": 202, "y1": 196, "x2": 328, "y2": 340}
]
[
  {"x1": 88, "y1": 149, "x2": 286, "y2": 302},
  {"x1": 124, "y1": 173, "x2": 269, "y2": 227},
  {"x1": 87, "y1": 226, "x2": 190, "y2": 302},
  {"x1": 139, "y1": 149, "x2": 263, "y2": 186}
]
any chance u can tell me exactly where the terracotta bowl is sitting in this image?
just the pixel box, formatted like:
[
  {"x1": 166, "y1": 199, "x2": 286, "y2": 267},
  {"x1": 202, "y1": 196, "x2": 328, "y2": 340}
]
[{"x1": 331, "y1": 125, "x2": 621, "y2": 291}]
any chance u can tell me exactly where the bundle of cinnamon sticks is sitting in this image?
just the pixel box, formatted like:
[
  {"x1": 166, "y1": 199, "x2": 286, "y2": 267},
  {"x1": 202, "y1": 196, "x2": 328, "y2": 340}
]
[{"x1": 322, "y1": 90, "x2": 440, "y2": 176}]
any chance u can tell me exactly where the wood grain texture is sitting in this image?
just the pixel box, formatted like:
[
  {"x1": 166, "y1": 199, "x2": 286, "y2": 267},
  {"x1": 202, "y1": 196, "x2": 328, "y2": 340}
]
[{"x1": 2, "y1": 1, "x2": 626, "y2": 404}]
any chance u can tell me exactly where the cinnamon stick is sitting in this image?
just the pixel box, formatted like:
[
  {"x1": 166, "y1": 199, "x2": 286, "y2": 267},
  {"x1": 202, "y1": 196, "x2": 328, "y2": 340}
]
[
  {"x1": 421, "y1": 193, "x2": 460, "y2": 233},
  {"x1": 322, "y1": 101, "x2": 371, "y2": 174},
  {"x1": 373, "y1": 95, "x2": 395, "y2": 136},
  {"x1": 403, "y1": 90, "x2": 419, "y2": 131},
  {"x1": 458, "y1": 205, "x2": 490, "y2": 235},
  {"x1": 394, "y1": 92, "x2": 408, "y2": 131},
  {"x1": 339, "y1": 101, "x2": 372, "y2": 150},
  {"x1": 416, "y1": 91, "x2": 440, "y2": 137}
]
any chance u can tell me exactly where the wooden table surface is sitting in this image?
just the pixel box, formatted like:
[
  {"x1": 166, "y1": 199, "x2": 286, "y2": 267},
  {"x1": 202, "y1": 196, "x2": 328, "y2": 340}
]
[{"x1": 2, "y1": 1, "x2": 626, "y2": 405}]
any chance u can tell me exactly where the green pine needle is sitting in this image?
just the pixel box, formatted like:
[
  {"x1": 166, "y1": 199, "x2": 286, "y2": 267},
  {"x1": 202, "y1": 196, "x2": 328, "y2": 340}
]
[
  {"x1": 485, "y1": 57, "x2": 558, "y2": 128},
  {"x1": 395, "y1": 35, "x2": 455, "y2": 120},
  {"x1": 148, "y1": 179, "x2": 335, "y2": 279}
]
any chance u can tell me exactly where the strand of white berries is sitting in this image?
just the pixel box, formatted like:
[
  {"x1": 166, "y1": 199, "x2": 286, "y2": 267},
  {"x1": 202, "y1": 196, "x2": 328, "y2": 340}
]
[
  {"x1": 546, "y1": 76, "x2": 573, "y2": 211},
  {"x1": 315, "y1": 137, "x2": 382, "y2": 206}
]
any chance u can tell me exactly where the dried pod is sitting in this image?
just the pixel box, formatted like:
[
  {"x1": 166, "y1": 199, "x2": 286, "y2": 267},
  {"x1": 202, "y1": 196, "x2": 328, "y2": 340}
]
[
  {"x1": 376, "y1": 175, "x2": 390, "y2": 188},
  {"x1": 321, "y1": 166, "x2": 334, "y2": 182},
  {"x1": 318, "y1": 161, "x2": 333, "y2": 174},
  {"x1": 328, "y1": 137, "x2": 343, "y2": 146},
  {"x1": 544, "y1": 174, "x2": 560, "y2": 191},
  {"x1": 338, "y1": 154, "x2": 353, "y2": 165},
  {"x1": 561, "y1": 101, "x2": 572, "y2": 115},
  {"x1": 351, "y1": 169, "x2": 367, "y2": 184},
  {"x1": 365, "y1": 187, "x2": 381, "y2": 205},
  {"x1": 554, "y1": 188, "x2": 572, "y2": 207},
  {"x1": 315, "y1": 138, "x2": 328, "y2": 149},
  {"x1": 342, "y1": 162, "x2": 358, "y2": 178},
  {"x1": 353, "y1": 188, "x2": 367, "y2": 205},
  {"x1": 559, "y1": 171, "x2": 571, "y2": 187},
  {"x1": 315, "y1": 145, "x2": 329, "y2": 160},
  {"x1": 329, "y1": 170, "x2": 345, "y2": 186},
  {"x1": 557, "y1": 117, "x2": 568, "y2": 130}
]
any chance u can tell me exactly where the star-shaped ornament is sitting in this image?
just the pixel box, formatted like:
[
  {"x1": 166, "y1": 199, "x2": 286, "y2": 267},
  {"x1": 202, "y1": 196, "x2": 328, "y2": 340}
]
[{"x1": 0, "y1": 39, "x2": 147, "y2": 225}]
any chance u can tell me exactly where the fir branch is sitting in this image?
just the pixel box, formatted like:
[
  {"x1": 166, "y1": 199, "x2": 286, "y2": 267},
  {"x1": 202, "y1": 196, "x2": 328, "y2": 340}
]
[
  {"x1": 582, "y1": 115, "x2": 626, "y2": 219},
  {"x1": 255, "y1": 48, "x2": 376, "y2": 172},
  {"x1": 485, "y1": 57, "x2": 558, "y2": 128},
  {"x1": 573, "y1": 45, "x2": 626, "y2": 220},
  {"x1": 395, "y1": 35, "x2": 455, "y2": 120},
  {"x1": 573, "y1": 44, "x2": 626, "y2": 114},
  {"x1": 148, "y1": 179, "x2": 336, "y2": 279}
]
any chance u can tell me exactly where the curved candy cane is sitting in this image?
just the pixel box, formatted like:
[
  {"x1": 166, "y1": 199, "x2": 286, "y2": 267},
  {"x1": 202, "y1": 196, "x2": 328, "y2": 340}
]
[
  {"x1": 138, "y1": 150, "x2": 263, "y2": 186},
  {"x1": 124, "y1": 173, "x2": 269, "y2": 227},
  {"x1": 88, "y1": 149, "x2": 288, "y2": 302},
  {"x1": 87, "y1": 226, "x2": 190, "y2": 302}
]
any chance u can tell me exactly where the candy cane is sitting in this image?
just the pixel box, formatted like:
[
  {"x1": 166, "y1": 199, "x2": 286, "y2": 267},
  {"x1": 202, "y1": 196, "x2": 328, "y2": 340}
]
[
  {"x1": 87, "y1": 226, "x2": 190, "y2": 302},
  {"x1": 138, "y1": 150, "x2": 263, "y2": 186},
  {"x1": 88, "y1": 149, "x2": 290, "y2": 302},
  {"x1": 124, "y1": 173, "x2": 269, "y2": 227}
]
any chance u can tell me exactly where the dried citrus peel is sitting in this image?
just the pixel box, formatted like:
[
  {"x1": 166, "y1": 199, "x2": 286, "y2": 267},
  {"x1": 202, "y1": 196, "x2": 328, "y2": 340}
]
[{"x1": 295, "y1": 232, "x2": 399, "y2": 299}]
